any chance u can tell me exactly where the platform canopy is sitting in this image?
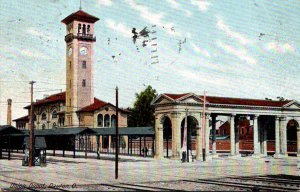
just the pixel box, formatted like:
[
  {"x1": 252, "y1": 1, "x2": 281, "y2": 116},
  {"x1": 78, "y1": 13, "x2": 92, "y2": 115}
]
[
  {"x1": 21, "y1": 127, "x2": 97, "y2": 136},
  {"x1": 91, "y1": 127, "x2": 154, "y2": 136},
  {"x1": 0, "y1": 125, "x2": 23, "y2": 136}
]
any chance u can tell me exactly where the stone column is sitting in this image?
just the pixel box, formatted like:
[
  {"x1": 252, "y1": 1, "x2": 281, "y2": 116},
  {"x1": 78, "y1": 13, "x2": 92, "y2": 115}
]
[
  {"x1": 274, "y1": 116, "x2": 280, "y2": 156},
  {"x1": 155, "y1": 117, "x2": 164, "y2": 159},
  {"x1": 230, "y1": 114, "x2": 235, "y2": 156},
  {"x1": 263, "y1": 128, "x2": 268, "y2": 156},
  {"x1": 297, "y1": 127, "x2": 300, "y2": 157},
  {"x1": 253, "y1": 115, "x2": 260, "y2": 155},
  {"x1": 196, "y1": 124, "x2": 202, "y2": 160},
  {"x1": 235, "y1": 116, "x2": 239, "y2": 155},
  {"x1": 171, "y1": 112, "x2": 181, "y2": 159},
  {"x1": 280, "y1": 117, "x2": 287, "y2": 155},
  {"x1": 205, "y1": 114, "x2": 210, "y2": 156},
  {"x1": 212, "y1": 114, "x2": 217, "y2": 155}
]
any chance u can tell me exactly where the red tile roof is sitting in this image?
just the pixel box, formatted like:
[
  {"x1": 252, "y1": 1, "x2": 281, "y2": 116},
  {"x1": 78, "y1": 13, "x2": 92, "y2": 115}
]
[
  {"x1": 24, "y1": 92, "x2": 66, "y2": 109},
  {"x1": 163, "y1": 93, "x2": 291, "y2": 107},
  {"x1": 77, "y1": 98, "x2": 130, "y2": 113},
  {"x1": 77, "y1": 98, "x2": 108, "y2": 112},
  {"x1": 204, "y1": 96, "x2": 290, "y2": 107},
  {"x1": 13, "y1": 115, "x2": 29, "y2": 122},
  {"x1": 61, "y1": 10, "x2": 100, "y2": 24}
]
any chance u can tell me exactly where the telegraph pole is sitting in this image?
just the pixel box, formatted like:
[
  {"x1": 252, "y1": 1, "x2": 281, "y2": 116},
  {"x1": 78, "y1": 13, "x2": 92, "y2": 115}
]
[
  {"x1": 115, "y1": 86, "x2": 119, "y2": 179},
  {"x1": 202, "y1": 91, "x2": 207, "y2": 161},
  {"x1": 29, "y1": 81, "x2": 36, "y2": 167}
]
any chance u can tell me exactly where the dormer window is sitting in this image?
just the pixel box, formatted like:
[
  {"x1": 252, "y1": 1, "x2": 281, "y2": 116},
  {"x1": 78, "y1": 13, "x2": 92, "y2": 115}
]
[{"x1": 41, "y1": 113, "x2": 47, "y2": 120}]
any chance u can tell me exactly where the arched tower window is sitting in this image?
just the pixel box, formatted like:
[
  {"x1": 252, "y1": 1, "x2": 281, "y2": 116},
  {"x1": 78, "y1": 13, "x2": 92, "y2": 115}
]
[
  {"x1": 104, "y1": 114, "x2": 110, "y2": 127},
  {"x1": 82, "y1": 79, "x2": 86, "y2": 87},
  {"x1": 97, "y1": 114, "x2": 103, "y2": 127},
  {"x1": 78, "y1": 24, "x2": 81, "y2": 33},
  {"x1": 87, "y1": 25, "x2": 90, "y2": 33},
  {"x1": 83, "y1": 24, "x2": 86, "y2": 34},
  {"x1": 111, "y1": 115, "x2": 116, "y2": 128},
  {"x1": 82, "y1": 61, "x2": 86, "y2": 69}
]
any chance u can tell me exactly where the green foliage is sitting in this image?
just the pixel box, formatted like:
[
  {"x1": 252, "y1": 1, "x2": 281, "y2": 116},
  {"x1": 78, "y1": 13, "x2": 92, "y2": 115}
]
[{"x1": 128, "y1": 85, "x2": 157, "y2": 127}]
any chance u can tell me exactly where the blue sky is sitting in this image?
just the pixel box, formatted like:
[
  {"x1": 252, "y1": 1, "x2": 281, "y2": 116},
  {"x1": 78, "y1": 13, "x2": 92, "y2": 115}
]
[{"x1": 0, "y1": 0, "x2": 299, "y2": 124}]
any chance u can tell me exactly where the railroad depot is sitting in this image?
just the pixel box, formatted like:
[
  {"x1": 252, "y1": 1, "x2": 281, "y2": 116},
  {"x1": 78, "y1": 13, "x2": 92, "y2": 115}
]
[{"x1": 1, "y1": 9, "x2": 299, "y2": 162}]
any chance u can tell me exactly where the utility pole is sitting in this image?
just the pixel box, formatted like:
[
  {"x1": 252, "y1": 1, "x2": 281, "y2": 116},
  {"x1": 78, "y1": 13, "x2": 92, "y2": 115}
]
[
  {"x1": 29, "y1": 81, "x2": 36, "y2": 167},
  {"x1": 202, "y1": 91, "x2": 207, "y2": 161},
  {"x1": 115, "y1": 86, "x2": 119, "y2": 179}
]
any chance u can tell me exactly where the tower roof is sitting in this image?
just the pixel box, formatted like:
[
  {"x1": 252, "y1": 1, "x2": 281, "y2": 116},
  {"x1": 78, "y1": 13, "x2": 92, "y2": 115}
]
[{"x1": 61, "y1": 10, "x2": 99, "y2": 24}]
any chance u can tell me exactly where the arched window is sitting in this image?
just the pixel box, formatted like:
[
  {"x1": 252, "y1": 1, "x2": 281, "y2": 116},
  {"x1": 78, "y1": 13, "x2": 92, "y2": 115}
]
[
  {"x1": 111, "y1": 115, "x2": 116, "y2": 128},
  {"x1": 41, "y1": 113, "x2": 47, "y2": 120},
  {"x1": 83, "y1": 24, "x2": 86, "y2": 34},
  {"x1": 104, "y1": 114, "x2": 110, "y2": 127},
  {"x1": 42, "y1": 124, "x2": 46, "y2": 129},
  {"x1": 52, "y1": 122, "x2": 57, "y2": 129},
  {"x1": 82, "y1": 79, "x2": 86, "y2": 87},
  {"x1": 52, "y1": 110, "x2": 58, "y2": 119},
  {"x1": 87, "y1": 25, "x2": 90, "y2": 33},
  {"x1": 82, "y1": 61, "x2": 86, "y2": 69},
  {"x1": 78, "y1": 23, "x2": 81, "y2": 33},
  {"x1": 97, "y1": 114, "x2": 103, "y2": 127}
]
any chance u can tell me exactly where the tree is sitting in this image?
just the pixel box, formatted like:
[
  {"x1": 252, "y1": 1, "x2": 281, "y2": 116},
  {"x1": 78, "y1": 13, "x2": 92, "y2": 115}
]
[{"x1": 128, "y1": 85, "x2": 157, "y2": 127}]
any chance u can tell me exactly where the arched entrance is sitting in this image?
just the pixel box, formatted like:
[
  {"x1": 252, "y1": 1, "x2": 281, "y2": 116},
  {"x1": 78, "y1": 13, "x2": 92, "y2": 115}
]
[
  {"x1": 287, "y1": 119, "x2": 298, "y2": 155},
  {"x1": 181, "y1": 116, "x2": 198, "y2": 160},
  {"x1": 162, "y1": 116, "x2": 172, "y2": 158}
]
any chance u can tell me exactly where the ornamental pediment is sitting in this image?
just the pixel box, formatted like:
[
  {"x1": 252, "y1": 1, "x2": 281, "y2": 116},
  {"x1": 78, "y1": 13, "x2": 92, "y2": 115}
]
[{"x1": 283, "y1": 100, "x2": 300, "y2": 109}]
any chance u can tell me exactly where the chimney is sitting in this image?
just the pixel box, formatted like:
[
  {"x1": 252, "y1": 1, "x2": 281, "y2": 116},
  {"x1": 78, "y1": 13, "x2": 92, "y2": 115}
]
[{"x1": 7, "y1": 99, "x2": 12, "y2": 126}]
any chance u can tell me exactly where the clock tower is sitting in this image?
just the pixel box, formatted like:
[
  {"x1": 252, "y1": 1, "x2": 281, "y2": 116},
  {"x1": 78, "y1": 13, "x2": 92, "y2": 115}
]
[{"x1": 62, "y1": 10, "x2": 99, "y2": 126}]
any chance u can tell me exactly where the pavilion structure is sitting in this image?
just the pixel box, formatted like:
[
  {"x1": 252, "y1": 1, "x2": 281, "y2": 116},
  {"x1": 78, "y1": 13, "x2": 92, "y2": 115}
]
[{"x1": 152, "y1": 93, "x2": 300, "y2": 160}]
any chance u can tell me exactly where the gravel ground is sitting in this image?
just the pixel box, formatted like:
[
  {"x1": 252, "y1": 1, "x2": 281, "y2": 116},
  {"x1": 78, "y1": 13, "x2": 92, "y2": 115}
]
[{"x1": 0, "y1": 152, "x2": 299, "y2": 191}]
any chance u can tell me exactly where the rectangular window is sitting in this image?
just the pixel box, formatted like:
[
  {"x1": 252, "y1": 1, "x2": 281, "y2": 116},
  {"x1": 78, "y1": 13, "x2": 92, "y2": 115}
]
[
  {"x1": 82, "y1": 79, "x2": 86, "y2": 87},
  {"x1": 82, "y1": 61, "x2": 86, "y2": 69}
]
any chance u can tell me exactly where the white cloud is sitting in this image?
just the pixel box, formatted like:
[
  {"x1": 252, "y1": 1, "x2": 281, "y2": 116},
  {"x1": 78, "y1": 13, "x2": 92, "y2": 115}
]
[
  {"x1": 97, "y1": 0, "x2": 113, "y2": 6},
  {"x1": 216, "y1": 41, "x2": 257, "y2": 65},
  {"x1": 190, "y1": 43, "x2": 211, "y2": 57},
  {"x1": 216, "y1": 17, "x2": 252, "y2": 45},
  {"x1": 126, "y1": 0, "x2": 182, "y2": 37},
  {"x1": 190, "y1": 0, "x2": 211, "y2": 12},
  {"x1": 166, "y1": 0, "x2": 180, "y2": 8},
  {"x1": 21, "y1": 49, "x2": 50, "y2": 60},
  {"x1": 166, "y1": 0, "x2": 192, "y2": 17},
  {"x1": 105, "y1": 19, "x2": 132, "y2": 37},
  {"x1": 266, "y1": 42, "x2": 295, "y2": 53},
  {"x1": 26, "y1": 27, "x2": 57, "y2": 41}
]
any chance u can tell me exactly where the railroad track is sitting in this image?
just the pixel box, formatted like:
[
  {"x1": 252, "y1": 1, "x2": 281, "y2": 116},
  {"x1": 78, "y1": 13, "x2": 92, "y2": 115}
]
[{"x1": 181, "y1": 175, "x2": 300, "y2": 191}]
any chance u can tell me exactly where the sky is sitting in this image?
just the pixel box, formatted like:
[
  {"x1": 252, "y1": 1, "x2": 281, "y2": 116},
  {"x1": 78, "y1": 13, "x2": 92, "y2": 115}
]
[{"x1": 0, "y1": 0, "x2": 299, "y2": 125}]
